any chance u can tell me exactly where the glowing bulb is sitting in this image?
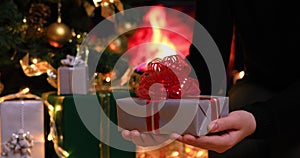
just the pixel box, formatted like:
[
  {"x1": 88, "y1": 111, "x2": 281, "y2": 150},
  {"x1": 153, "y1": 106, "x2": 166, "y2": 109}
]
[
  {"x1": 23, "y1": 18, "x2": 27, "y2": 23},
  {"x1": 93, "y1": 0, "x2": 102, "y2": 7},
  {"x1": 239, "y1": 71, "x2": 245, "y2": 79},
  {"x1": 21, "y1": 87, "x2": 30, "y2": 94},
  {"x1": 47, "y1": 134, "x2": 53, "y2": 141},
  {"x1": 61, "y1": 150, "x2": 70, "y2": 157},
  {"x1": 185, "y1": 147, "x2": 191, "y2": 153},
  {"x1": 105, "y1": 77, "x2": 111, "y2": 82},
  {"x1": 32, "y1": 58, "x2": 38, "y2": 64},
  {"x1": 55, "y1": 105, "x2": 62, "y2": 112},
  {"x1": 171, "y1": 151, "x2": 179, "y2": 157},
  {"x1": 103, "y1": 2, "x2": 109, "y2": 6},
  {"x1": 196, "y1": 150, "x2": 204, "y2": 157},
  {"x1": 109, "y1": 0, "x2": 114, "y2": 3},
  {"x1": 48, "y1": 105, "x2": 54, "y2": 112}
]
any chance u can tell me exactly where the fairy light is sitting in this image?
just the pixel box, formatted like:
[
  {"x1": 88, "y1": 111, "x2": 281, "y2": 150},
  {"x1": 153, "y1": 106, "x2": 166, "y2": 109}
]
[
  {"x1": 93, "y1": 0, "x2": 102, "y2": 7},
  {"x1": 20, "y1": 87, "x2": 30, "y2": 94},
  {"x1": 239, "y1": 70, "x2": 245, "y2": 79},
  {"x1": 61, "y1": 149, "x2": 70, "y2": 157},
  {"x1": 44, "y1": 101, "x2": 70, "y2": 158},
  {"x1": 196, "y1": 150, "x2": 204, "y2": 157},
  {"x1": 55, "y1": 105, "x2": 62, "y2": 112},
  {"x1": 32, "y1": 58, "x2": 38, "y2": 64},
  {"x1": 185, "y1": 147, "x2": 191, "y2": 153},
  {"x1": 105, "y1": 76, "x2": 111, "y2": 83},
  {"x1": 103, "y1": 1, "x2": 109, "y2": 6},
  {"x1": 171, "y1": 151, "x2": 179, "y2": 157},
  {"x1": 47, "y1": 134, "x2": 53, "y2": 141}
]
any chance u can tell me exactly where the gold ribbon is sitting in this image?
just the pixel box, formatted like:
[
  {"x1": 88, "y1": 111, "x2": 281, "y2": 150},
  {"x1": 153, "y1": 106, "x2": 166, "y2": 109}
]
[{"x1": 42, "y1": 92, "x2": 69, "y2": 158}]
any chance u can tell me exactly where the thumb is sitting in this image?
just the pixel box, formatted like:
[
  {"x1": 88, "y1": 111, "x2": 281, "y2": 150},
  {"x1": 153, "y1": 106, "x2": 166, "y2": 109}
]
[{"x1": 208, "y1": 113, "x2": 239, "y2": 133}]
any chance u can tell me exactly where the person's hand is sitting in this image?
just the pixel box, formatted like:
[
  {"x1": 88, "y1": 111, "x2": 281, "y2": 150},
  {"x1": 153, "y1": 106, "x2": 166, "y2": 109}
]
[
  {"x1": 171, "y1": 110, "x2": 256, "y2": 153},
  {"x1": 121, "y1": 130, "x2": 171, "y2": 147}
]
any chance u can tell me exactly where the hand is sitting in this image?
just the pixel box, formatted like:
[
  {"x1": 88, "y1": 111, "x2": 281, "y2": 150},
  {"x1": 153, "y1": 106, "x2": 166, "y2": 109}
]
[
  {"x1": 121, "y1": 130, "x2": 172, "y2": 147},
  {"x1": 172, "y1": 110, "x2": 256, "y2": 153}
]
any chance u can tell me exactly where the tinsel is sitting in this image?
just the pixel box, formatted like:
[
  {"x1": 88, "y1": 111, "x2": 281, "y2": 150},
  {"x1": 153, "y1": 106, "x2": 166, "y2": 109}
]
[{"x1": 44, "y1": 100, "x2": 69, "y2": 158}]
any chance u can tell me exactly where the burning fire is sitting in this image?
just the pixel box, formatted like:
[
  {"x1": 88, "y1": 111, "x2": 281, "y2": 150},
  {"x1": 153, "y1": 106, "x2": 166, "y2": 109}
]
[
  {"x1": 126, "y1": 5, "x2": 193, "y2": 70},
  {"x1": 144, "y1": 6, "x2": 176, "y2": 58}
]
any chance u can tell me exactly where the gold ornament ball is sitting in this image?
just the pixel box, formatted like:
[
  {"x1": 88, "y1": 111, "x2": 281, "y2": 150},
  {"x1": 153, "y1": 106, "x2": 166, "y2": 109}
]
[{"x1": 46, "y1": 22, "x2": 72, "y2": 48}]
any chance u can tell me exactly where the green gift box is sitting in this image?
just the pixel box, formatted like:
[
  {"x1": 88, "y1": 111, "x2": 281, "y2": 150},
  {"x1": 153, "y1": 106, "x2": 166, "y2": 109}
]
[{"x1": 45, "y1": 91, "x2": 136, "y2": 158}]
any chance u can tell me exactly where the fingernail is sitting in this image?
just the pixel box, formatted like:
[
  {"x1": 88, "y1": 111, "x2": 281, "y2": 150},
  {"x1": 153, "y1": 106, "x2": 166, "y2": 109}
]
[
  {"x1": 170, "y1": 133, "x2": 181, "y2": 140},
  {"x1": 208, "y1": 120, "x2": 218, "y2": 132}
]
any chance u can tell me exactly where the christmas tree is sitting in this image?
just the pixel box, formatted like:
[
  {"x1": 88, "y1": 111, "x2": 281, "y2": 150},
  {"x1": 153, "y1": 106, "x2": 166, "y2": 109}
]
[{"x1": 0, "y1": 0, "x2": 139, "y2": 95}]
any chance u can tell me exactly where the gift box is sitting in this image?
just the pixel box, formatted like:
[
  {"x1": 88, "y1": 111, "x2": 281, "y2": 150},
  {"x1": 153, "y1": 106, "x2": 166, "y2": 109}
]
[
  {"x1": 57, "y1": 66, "x2": 89, "y2": 95},
  {"x1": 0, "y1": 93, "x2": 45, "y2": 158},
  {"x1": 117, "y1": 55, "x2": 228, "y2": 136},
  {"x1": 45, "y1": 91, "x2": 136, "y2": 158},
  {"x1": 57, "y1": 55, "x2": 89, "y2": 95},
  {"x1": 116, "y1": 96, "x2": 228, "y2": 136}
]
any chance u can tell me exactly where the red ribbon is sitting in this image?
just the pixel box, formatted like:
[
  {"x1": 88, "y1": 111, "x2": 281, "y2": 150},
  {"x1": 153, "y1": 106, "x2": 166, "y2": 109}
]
[
  {"x1": 137, "y1": 55, "x2": 202, "y2": 133},
  {"x1": 146, "y1": 100, "x2": 160, "y2": 133}
]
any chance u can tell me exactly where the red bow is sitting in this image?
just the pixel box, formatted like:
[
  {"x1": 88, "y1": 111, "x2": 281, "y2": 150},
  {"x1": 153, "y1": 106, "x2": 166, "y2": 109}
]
[{"x1": 136, "y1": 55, "x2": 201, "y2": 99}]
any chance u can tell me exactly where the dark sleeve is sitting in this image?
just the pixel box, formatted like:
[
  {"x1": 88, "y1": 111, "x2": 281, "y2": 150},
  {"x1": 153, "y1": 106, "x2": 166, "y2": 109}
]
[
  {"x1": 241, "y1": 79, "x2": 300, "y2": 138},
  {"x1": 186, "y1": 0, "x2": 234, "y2": 95}
]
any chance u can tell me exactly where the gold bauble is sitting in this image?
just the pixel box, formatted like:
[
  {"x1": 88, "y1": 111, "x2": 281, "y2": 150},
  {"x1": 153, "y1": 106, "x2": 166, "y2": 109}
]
[{"x1": 46, "y1": 22, "x2": 72, "y2": 48}]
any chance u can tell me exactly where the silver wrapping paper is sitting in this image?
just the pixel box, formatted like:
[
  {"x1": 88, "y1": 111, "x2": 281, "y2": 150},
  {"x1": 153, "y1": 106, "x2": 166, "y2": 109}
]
[
  {"x1": 0, "y1": 100, "x2": 45, "y2": 158},
  {"x1": 116, "y1": 96, "x2": 228, "y2": 136},
  {"x1": 57, "y1": 66, "x2": 89, "y2": 95}
]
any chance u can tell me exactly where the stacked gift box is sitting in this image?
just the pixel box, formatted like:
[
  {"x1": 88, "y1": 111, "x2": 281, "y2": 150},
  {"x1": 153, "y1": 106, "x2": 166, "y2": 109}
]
[
  {"x1": 0, "y1": 91, "x2": 45, "y2": 158},
  {"x1": 45, "y1": 54, "x2": 136, "y2": 158}
]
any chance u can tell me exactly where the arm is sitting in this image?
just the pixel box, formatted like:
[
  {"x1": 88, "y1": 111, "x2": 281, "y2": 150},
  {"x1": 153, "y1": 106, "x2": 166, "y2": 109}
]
[
  {"x1": 176, "y1": 79, "x2": 300, "y2": 153},
  {"x1": 242, "y1": 79, "x2": 300, "y2": 138}
]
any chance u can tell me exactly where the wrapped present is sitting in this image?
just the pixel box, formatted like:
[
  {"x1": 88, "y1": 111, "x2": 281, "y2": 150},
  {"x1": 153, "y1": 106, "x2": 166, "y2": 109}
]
[
  {"x1": 0, "y1": 90, "x2": 45, "y2": 158},
  {"x1": 116, "y1": 95, "x2": 228, "y2": 136},
  {"x1": 116, "y1": 55, "x2": 228, "y2": 136},
  {"x1": 45, "y1": 91, "x2": 136, "y2": 158},
  {"x1": 57, "y1": 55, "x2": 89, "y2": 95}
]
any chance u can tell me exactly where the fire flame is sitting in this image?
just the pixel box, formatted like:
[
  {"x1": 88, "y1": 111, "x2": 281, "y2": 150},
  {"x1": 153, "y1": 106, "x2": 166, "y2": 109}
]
[
  {"x1": 145, "y1": 6, "x2": 176, "y2": 59},
  {"x1": 126, "y1": 5, "x2": 193, "y2": 70}
]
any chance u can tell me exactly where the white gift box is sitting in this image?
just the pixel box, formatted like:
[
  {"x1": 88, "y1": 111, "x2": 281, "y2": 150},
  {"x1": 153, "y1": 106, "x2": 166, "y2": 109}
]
[
  {"x1": 117, "y1": 95, "x2": 229, "y2": 136},
  {"x1": 57, "y1": 65, "x2": 89, "y2": 95},
  {"x1": 0, "y1": 99, "x2": 45, "y2": 158}
]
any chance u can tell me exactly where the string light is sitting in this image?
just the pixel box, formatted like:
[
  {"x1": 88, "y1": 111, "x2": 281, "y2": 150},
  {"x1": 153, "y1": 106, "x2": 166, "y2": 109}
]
[
  {"x1": 20, "y1": 87, "x2": 30, "y2": 94},
  {"x1": 105, "y1": 76, "x2": 111, "y2": 83},
  {"x1": 171, "y1": 151, "x2": 179, "y2": 157},
  {"x1": 185, "y1": 147, "x2": 191, "y2": 153},
  {"x1": 44, "y1": 101, "x2": 70, "y2": 158},
  {"x1": 55, "y1": 105, "x2": 62, "y2": 112},
  {"x1": 32, "y1": 58, "x2": 38, "y2": 64},
  {"x1": 239, "y1": 70, "x2": 245, "y2": 79},
  {"x1": 196, "y1": 150, "x2": 204, "y2": 157}
]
